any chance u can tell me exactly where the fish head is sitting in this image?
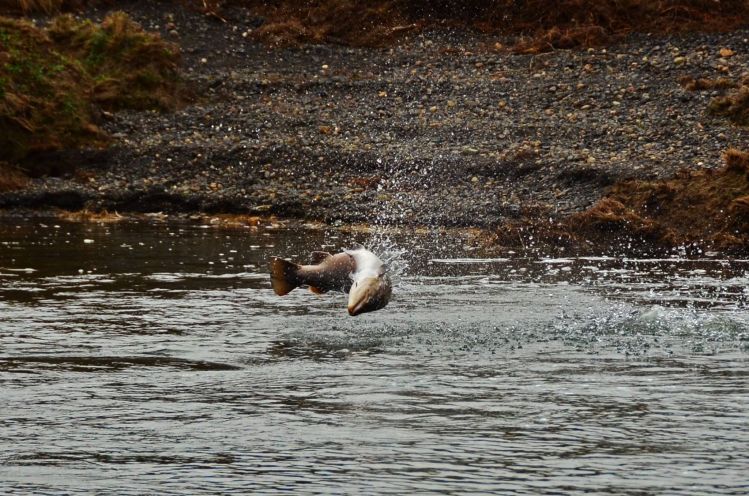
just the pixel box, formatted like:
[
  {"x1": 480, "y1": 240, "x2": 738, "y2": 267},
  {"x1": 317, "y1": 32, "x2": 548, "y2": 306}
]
[{"x1": 347, "y1": 274, "x2": 392, "y2": 316}]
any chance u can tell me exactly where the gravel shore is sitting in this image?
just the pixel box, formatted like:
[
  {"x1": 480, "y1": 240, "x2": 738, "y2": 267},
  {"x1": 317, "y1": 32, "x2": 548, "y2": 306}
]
[{"x1": 3, "y1": 2, "x2": 749, "y2": 230}]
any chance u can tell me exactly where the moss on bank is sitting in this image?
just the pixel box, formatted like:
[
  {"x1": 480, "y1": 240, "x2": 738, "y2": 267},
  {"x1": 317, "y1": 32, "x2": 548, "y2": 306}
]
[
  {"x1": 0, "y1": 11, "x2": 180, "y2": 186},
  {"x1": 0, "y1": 15, "x2": 98, "y2": 164},
  {"x1": 48, "y1": 13, "x2": 180, "y2": 111}
]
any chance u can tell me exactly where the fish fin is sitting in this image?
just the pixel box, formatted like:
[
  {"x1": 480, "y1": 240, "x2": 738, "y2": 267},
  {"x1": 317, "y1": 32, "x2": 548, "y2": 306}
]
[
  {"x1": 269, "y1": 257, "x2": 300, "y2": 296},
  {"x1": 309, "y1": 251, "x2": 332, "y2": 264},
  {"x1": 309, "y1": 286, "x2": 328, "y2": 294}
]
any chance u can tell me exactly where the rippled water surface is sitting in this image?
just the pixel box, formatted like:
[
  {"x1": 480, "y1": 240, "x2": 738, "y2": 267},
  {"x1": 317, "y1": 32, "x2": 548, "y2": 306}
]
[{"x1": 1, "y1": 218, "x2": 748, "y2": 494}]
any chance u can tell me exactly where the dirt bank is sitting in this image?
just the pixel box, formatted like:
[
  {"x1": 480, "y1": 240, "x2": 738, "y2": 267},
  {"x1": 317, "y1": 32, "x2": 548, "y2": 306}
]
[{"x1": 2, "y1": 1, "x2": 749, "y2": 253}]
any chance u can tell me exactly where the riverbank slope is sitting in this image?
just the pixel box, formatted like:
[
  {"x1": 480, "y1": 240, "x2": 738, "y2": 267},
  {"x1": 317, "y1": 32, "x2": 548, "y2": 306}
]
[{"x1": 2, "y1": 1, "x2": 749, "y2": 253}]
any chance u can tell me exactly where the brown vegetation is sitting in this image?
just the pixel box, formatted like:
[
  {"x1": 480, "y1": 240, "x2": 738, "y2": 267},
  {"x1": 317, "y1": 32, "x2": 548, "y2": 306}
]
[
  {"x1": 57, "y1": 208, "x2": 125, "y2": 222},
  {"x1": 709, "y1": 83, "x2": 749, "y2": 126},
  {"x1": 680, "y1": 74, "x2": 749, "y2": 127},
  {"x1": 0, "y1": 12, "x2": 180, "y2": 187},
  {"x1": 0, "y1": 15, "x2": 101, "y2": 164},
  {"x1": 567, "y1": 149, "x2": 749, "y2": 250},
  {"x1": 48, "y1": 12, "x2": 181, "y2": 111},
  {"x1": 0, "y1": 0, "x2": 83, "y2": 14},
  {"x1": 3, "y1": 1, "x2": 748, "y2": 49},
  {"x1": 499, "y1": 0, "x2": 749, "y2": 53},
  {"x1": 486, "y1": 149, "x2": 749, "y2": 253},
  {"x1": 679, "y1": 76, "x2": 738, "y2": 92},
  {"x1": 240, "y1": 1, "x2": 410, "y2": 47},
  {"x1": 0, "y1": 162, "x2": 30, "y2": 191},
  {"x1": 231, "y1": 0, "x2": 749, "y2": 49}
]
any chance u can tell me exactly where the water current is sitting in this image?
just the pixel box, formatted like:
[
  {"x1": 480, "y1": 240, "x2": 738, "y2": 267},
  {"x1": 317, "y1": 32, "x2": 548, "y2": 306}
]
[{"x1": 1, "y1": 218, "x2": 747, "y2": 494}]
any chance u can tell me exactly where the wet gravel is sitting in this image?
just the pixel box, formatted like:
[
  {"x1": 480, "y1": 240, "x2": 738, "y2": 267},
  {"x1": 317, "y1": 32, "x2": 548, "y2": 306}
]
[{"x1": 3, "y1": 1, "x2": 749, "y2": 227}]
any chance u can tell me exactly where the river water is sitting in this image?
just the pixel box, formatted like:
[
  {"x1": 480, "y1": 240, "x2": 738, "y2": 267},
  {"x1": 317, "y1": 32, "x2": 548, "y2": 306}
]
[{"x1": 1, "y1": 218, "x2": 747, "y2": 494}]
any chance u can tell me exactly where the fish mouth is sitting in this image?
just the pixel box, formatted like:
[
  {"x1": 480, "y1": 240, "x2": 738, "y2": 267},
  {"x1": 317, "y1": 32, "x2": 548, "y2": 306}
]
[
  {"x1": 348, "y1": 294, "x2": 389, "y2": 316},
  {"x1": 347, "y1": 276, "x2": 391, "y2": 316},
  {"x1": 348, "y1": 301, "x2": 366, "y2": 316}
]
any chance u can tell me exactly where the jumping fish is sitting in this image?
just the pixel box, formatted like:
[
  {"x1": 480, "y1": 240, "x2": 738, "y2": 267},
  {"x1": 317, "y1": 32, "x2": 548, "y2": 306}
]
[{"x1": 269, "y1": 247, "x2": 392, "y2": 316}]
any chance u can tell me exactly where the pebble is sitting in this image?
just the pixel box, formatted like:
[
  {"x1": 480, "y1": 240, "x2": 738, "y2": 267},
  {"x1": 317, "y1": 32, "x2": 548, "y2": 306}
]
[{"x1": 8, "y1": 5, "x2": 747, "y2": 232}]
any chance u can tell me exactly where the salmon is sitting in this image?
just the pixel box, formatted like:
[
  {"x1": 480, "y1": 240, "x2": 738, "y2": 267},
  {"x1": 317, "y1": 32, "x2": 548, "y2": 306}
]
[{"x1": 269, "y1": 247, "x2": 392, "y2": 316}]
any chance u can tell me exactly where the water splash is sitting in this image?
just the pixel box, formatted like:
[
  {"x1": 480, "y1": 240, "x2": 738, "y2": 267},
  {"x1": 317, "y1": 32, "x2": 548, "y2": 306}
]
[
  {"x1": 365, "y1": 233, "x2": 408, "y2": 286},
  {"x1": 360, "y1": 156, "x2": 450, "y2": 284},
  {"x1": 551, "y1": 302, "x2": 749, "y2": 356}
]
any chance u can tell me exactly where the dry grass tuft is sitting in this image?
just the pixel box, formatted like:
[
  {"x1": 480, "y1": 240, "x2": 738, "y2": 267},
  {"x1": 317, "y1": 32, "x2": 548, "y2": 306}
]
[
  {"x1": 723, "y1": 148, "x2": 749, "y2": 174},
  {"x1": 515, "y1": 25, "x2": 609, "y2": 53},
  {"x1": 57, "y1": 209, "x2": 125, "y2": 222},
  {"x1": 0, "y1": 12, "x2": 181, "y2": 186},
  {"x1": 246, "y1": 0, "x2": 408, "y2": 47},
  {"x1": 571, "y1": 197, "x2": 649, "y2": 233},
  {"x1": 0, "y1": 0, "x2": 83, "y2": 14},
  {"x1": 6, "y1": 1, "x2": 749, "y2": 49},
  {"x1": 201, "y1": 214, "x2": 265, "y2": 228},
  {"x1": 567, "y1": 149, "x2": 749, "y2": 249},
  {"x1": 225, "y1": 0, "x2": 749, "y2": 49},
  {"x1": 0, "y1": 161, "x2": 29, "y2": 190},
  {"x1": 679, "y1": 76, "x2": 737, "y2": 91},
  {"x1": 0, "y1": 16, "x2": 101, "y2": 165},
  {"x1": 48, "y1": 12, "x2": 181, "y2": 111},
  {"x1": 709, "y1": 83, "x2": 749, "y2": 126}
]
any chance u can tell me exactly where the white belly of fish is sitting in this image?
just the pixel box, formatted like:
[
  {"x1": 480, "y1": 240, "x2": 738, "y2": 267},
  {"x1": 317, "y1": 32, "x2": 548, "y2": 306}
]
[{"x1": 346, "y1": 248, "x2": 385, "y2": 282}]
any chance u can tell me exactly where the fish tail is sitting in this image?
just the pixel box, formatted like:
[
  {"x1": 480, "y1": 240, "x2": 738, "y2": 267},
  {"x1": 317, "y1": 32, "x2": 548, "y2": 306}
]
[{"x1": 269, "y1": 257, "x2": 300, "y2": 296}]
